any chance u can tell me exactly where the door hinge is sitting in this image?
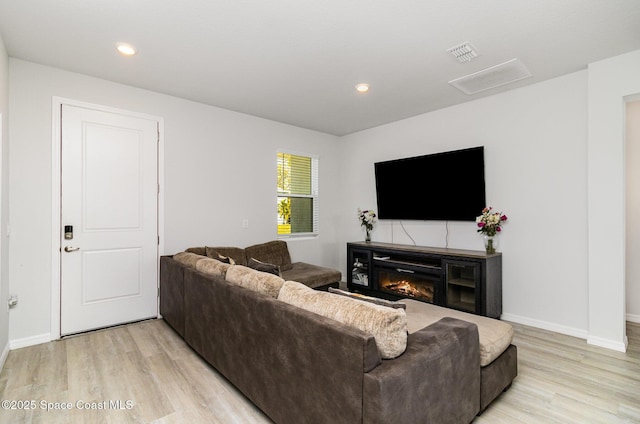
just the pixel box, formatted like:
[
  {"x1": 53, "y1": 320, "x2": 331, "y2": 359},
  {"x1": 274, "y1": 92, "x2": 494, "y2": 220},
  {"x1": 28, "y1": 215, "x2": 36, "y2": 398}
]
[{"x1": 158, "y1": 236, "x2": 160, "y2": 245}]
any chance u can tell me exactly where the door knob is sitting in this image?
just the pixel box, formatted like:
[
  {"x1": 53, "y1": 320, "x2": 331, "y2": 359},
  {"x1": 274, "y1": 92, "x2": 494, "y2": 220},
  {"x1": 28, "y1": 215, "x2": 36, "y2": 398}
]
[{"x1": 64, "y1": 246, "x2": 80, "y2": 252}]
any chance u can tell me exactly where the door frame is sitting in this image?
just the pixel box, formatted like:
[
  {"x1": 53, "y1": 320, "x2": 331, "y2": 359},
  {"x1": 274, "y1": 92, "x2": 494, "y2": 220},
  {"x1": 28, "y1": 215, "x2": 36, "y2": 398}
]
[{"x1": 50, "y1": 97, "x2": 165, "y2": 340}]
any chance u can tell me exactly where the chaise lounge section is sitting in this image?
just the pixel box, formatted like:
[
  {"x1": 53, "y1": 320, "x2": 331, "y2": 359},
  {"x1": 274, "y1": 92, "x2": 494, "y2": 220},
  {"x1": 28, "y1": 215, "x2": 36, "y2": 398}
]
[{"x1": 402, "y1": 299, "x2": 518, "y2": 412}]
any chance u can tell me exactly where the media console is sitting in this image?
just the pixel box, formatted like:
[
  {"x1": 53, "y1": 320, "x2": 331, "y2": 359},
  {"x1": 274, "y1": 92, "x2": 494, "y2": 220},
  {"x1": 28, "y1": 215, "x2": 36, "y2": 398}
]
[{"x1": 347, "y1": 241, "x2": 502, "y2": 318}]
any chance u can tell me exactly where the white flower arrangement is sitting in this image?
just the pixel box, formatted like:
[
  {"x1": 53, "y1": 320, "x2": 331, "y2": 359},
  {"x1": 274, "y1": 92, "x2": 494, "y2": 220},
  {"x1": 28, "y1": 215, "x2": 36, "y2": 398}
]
[{"x1": 357, "y1": 208, "x2": 377, "y2": 231}]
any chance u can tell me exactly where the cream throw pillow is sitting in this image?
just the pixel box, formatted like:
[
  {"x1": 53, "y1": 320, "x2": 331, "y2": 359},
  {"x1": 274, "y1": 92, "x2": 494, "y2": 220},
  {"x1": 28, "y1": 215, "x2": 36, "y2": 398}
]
[{"x1": 278, "y1": 281, "x2": 407, "y2": 359}]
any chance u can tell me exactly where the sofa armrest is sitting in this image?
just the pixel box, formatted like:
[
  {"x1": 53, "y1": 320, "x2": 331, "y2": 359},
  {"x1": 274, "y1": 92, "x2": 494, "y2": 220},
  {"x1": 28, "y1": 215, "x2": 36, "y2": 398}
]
[{"x1": 363, "y1": 317, "x2": 480, "y2": 424}]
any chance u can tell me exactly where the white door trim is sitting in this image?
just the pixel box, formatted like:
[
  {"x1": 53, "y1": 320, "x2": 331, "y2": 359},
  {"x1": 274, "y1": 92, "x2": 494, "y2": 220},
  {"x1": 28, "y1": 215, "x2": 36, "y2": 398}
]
[{"x1": 51, "y1": 97, "x2": 165, "y2": 340}]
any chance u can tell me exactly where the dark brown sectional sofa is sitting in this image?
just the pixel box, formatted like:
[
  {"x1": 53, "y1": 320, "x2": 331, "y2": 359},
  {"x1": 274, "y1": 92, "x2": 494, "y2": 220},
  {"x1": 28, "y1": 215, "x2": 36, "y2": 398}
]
[{"x1": 160, "y1": 250, "x2": 517, "y2": 424}]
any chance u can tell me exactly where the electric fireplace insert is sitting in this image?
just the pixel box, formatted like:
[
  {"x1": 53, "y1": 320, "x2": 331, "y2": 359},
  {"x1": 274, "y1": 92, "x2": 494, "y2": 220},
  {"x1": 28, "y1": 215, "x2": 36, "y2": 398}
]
[{"x1": 373, "y1": 259, "x2": 442, "y2": 304}]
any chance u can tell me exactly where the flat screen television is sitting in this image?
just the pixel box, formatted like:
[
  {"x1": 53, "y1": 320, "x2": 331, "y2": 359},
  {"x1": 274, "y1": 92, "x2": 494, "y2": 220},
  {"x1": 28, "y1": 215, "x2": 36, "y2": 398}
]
[{"x1": 374, "y1": 146, "x2": 486, "y2": 221}]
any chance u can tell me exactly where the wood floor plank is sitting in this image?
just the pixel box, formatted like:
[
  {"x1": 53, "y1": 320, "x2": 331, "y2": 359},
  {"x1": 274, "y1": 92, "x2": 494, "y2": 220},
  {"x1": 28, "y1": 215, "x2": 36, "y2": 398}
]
[{"x1": 0, "y1": 319, "x2": 639, "y2": 423}]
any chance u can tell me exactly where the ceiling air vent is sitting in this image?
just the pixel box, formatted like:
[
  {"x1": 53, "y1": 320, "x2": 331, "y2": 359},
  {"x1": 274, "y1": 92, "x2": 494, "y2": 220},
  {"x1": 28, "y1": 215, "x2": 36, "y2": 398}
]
[
  {"x1": 446, "y1": 42, "x2": 479, "y2": 63},
  {"x1": 448, "y1": 58, "x2": 532, "y2": 95}
]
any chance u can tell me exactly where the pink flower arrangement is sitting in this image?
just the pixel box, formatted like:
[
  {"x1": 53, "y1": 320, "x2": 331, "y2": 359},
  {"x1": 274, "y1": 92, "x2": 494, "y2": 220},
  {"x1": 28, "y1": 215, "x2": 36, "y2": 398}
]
[{"x1": 476, "y1": 207, "x2": 508, "y2": 237}]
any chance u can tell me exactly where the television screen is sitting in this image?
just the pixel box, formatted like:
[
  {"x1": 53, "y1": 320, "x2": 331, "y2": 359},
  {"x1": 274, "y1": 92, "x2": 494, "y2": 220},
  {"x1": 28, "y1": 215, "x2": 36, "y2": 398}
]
[{"x1": 374, "y1": 146, "x2": 486, "y2": 221}]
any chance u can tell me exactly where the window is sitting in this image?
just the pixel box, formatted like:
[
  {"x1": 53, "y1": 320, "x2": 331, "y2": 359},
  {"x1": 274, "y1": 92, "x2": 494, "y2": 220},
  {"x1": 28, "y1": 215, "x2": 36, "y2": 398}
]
[{"x1": 277, "y1": 151, "x2": 318, "y2": 237}]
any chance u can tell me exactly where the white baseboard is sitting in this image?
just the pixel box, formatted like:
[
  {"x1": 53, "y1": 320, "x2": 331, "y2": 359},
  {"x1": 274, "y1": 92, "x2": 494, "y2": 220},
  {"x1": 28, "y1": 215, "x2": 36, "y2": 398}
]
[
  {"x1": 587, "y1": 334, "x2": 628, "y2": 352},
  {"x1": 502, "y1": 312, "x2": 630, "y2": 352},
  {"x1": 0, "y1": 341, "x2": 9, "y2": 372},
  {"x1": 627, "y1": 313, "x2": 640, "y2": 324},
  {"x1": 500, "y1": 312, "x2": 589, "y2": 340},
  {"x1": 9, "y1": 333, "x2": 51, "y2": 350}
]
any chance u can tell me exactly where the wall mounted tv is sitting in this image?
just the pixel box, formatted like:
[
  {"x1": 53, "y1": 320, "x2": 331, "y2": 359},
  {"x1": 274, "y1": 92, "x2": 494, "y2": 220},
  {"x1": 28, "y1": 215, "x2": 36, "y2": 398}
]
[{"x1": 374, "y1": 146, "x2": 486, "y2": 221}]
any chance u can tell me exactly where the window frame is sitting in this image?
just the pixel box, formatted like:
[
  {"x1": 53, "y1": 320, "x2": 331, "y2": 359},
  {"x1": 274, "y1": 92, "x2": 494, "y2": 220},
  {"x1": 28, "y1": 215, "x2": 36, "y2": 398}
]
[{"x1": 276, "y1": 150, "x2": 319, "y2": 239}]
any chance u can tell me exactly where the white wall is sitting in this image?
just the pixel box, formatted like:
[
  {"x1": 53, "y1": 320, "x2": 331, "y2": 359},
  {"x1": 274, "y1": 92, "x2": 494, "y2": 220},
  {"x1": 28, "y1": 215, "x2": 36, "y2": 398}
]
[
  {"x1": 626, "y1": 100, "x2": 640, "y2": 323},
  {"x1": 8, "y1": 59, "x2": 341, "y2": 343},
  {"x1": 588, "y1": 49, "x2": 640, "y2": 351},
  {"x1": 0, "y1": 32, "x2": 10, "y2": 365},
  {"x1": 338, "y1": 71, "x2": 590, "y2": 337}
]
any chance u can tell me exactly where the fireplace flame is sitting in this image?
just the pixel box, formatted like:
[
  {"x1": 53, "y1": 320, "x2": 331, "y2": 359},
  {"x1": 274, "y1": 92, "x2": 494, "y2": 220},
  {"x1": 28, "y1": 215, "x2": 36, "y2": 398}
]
[{"x1": 382, "y1": 279, "x2": 433, "y2": 301}]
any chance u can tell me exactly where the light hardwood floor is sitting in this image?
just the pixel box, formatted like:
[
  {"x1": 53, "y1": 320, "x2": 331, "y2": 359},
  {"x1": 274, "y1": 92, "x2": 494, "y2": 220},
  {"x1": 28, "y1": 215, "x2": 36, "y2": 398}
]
[{"x1": 0, "y1": 319, "x2": 638, "y2": 423}]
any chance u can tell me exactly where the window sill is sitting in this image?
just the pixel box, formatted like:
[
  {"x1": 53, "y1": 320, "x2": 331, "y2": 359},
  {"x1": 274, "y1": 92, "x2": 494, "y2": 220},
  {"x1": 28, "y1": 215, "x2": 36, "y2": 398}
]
[{"x1": 277, "y1": 234, "x2": 318, "y2": 242}]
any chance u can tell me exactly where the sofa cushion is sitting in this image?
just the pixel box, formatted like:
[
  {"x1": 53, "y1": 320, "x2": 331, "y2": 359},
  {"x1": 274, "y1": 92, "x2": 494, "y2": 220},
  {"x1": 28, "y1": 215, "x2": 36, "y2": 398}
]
[
  {"x1": 403, "y1": 299, "x2": 513, "y2": 366},
  {"x1": 225, "y1": 264, "x2": 254, "y2": 283},
  {"x1": 226, "y1": 265, "x2": 285, "y2": 299},
  {"x1": 195, "y1": 257, "x2": 232, "y2": 277},
  {"x1": 173, "y1": 251, "x2": 206, "y2": 268},
  {"x1": 245, "y1": 240, "x2": 293, "y2": 271},
  {"x1": 248, "y1": 257, "x2": 281, "y2": 277},
  {"x1": 278, "y1": 281, "x2": 407, "y2": 359},
  {"x1": 328, "y1": 288, "x2": 406, "y2": 309},
  {"x1": 281, "y1": 262, "x2": 341, "y2": 289},
  {"x1": 205, "y1": 246, "x2": 247, "y2": 266},
  {"x1": 185, "y1": 247, "x2": 206, "y2": 256}
]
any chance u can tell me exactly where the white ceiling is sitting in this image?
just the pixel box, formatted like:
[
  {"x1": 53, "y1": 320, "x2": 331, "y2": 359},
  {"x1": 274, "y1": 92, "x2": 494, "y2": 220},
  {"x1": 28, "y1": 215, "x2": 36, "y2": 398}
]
[{"x1": 1, "y1": 0, "x2": 639, "y2": 136}]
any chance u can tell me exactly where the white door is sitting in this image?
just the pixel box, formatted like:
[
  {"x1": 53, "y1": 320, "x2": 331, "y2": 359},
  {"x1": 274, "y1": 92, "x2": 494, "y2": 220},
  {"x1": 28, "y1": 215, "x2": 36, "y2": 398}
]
[{"x1": 60, "y1": 104, "x2": 159, "y2": 336}]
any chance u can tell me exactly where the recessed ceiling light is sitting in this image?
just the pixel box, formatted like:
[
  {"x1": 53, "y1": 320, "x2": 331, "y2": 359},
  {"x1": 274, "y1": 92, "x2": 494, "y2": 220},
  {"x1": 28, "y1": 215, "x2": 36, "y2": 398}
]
[
  {"x1": 116, "y1": 42, "x2": 137, "y2": 56},
  {"x1": 355, "y1": 83, "x2": 370, "y2": 93}
]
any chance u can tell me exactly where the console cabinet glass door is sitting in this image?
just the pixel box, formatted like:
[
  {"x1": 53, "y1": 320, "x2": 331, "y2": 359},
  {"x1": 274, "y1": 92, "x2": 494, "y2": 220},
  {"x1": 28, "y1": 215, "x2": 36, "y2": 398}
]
[
  {"x1": 349, "y1": 248, "x2": 372, "y2": 287},
  {"x1": 445, "y1": 261, "x2": 480, "y2": 313}
]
